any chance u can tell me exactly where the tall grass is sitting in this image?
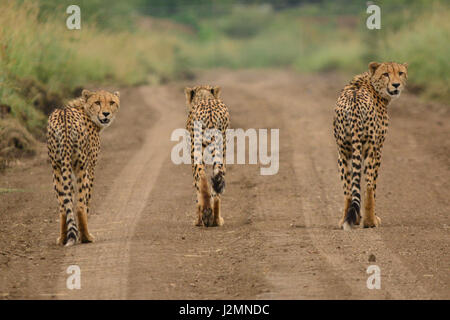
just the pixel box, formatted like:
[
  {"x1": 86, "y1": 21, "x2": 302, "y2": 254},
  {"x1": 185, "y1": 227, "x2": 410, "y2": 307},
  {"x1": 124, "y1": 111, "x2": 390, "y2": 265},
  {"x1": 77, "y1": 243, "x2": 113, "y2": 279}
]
[
  {"x1": 179, "y1": 1, "x2": 449, "y2": 101},
  {"x1": 0, "y1": 1, "x2": 184, "y2": 135},
  {"x1": 377, "y1": 3, "x2": 450, "y2": 100}
]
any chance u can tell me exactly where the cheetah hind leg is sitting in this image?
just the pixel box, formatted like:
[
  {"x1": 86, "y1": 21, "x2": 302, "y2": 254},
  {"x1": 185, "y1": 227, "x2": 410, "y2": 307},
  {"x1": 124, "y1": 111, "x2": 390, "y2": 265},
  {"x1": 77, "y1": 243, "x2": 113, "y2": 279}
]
[
  {"x1": 211, "y1": 173, "x2": 225, "y2": 227},
  {"x1": 338, "y1": 197, "x2": 350, "y2": 229},
  {"x1": 212, "y1": 196, "x2": 224, "y2": 227},
  {"x1": 193, "y1": 199, "x2": 215, "y2": 227},
  {"x1": 194, "y1": 203, "x2": 203, "y2": 226},
  {"x1": 78, "y1": 209, "x2": 95, "y2": 243},
  {"x1": 202, "y1": 207, "x2": 214, "y2": 227},
  {"x1": 198, "y1": 174, "x2": 214, "y2": 227},
  {"x1": 74, "y1": 168, "x2": 95, "y2": 243},
  {"x1": 363, "y1": 187, "x2": 381, "y2": 228},
  {"x1": 56, "y1": 210, "x2": 67, "y2": 245},
  {"x1": 54, "y1": 170, "x2": 75, "y2": 245}
]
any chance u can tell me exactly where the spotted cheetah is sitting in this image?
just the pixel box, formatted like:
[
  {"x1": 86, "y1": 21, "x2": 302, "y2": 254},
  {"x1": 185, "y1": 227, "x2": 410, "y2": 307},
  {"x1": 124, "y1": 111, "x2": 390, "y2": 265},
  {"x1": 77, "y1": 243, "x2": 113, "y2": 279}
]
[
  {"x1": 333, "y1": 62, "x2": 408, "y2": 230},
  {"x1": 47, "y1": 90, "x2": 120, "y2": 246},
  {"x1": 185, "y1": 85, "x2": 230, "y2": 227}
]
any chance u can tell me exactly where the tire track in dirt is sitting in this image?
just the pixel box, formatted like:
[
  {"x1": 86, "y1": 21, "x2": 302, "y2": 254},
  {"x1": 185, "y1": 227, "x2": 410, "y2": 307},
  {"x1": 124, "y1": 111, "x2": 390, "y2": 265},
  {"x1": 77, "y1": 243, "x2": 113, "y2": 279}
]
[{"x1": 226, "y1": 87, "x2": 356, "y2": 299}]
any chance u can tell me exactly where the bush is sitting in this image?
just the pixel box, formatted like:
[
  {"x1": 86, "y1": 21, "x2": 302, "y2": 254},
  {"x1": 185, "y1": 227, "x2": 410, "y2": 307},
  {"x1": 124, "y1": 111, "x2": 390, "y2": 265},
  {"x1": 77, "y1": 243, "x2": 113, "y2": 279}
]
[{"x1": 217, "y1": 5, "x2": 273, "y2": 38}]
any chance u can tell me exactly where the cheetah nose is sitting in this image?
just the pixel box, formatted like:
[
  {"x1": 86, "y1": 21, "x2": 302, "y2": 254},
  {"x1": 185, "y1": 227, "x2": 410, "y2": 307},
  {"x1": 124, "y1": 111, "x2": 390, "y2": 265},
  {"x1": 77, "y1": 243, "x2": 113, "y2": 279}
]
[
  {"x1": 102, "y1": 112, "x2": 110, "y2": 117},
  {"x1": 392, "y1": 83, "x2": 400, "y2": 88}
]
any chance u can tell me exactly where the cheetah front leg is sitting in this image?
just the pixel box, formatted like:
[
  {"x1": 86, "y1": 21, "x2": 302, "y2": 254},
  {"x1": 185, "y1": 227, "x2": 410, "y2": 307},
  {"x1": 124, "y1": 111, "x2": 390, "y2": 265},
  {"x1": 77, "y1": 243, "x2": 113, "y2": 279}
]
[{"x1": 75, "y1": 165, "x2": 95, "y2": 243}]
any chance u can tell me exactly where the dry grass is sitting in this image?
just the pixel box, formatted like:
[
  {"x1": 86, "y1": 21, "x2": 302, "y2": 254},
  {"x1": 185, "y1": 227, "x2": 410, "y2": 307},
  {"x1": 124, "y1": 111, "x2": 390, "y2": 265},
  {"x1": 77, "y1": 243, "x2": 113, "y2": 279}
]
[
  {"x1": 0, "y1": 118, "x2": 38, "y2": 170},
  {"x1": 0, "y1": 1, "x2": 189, "y2": 168}
]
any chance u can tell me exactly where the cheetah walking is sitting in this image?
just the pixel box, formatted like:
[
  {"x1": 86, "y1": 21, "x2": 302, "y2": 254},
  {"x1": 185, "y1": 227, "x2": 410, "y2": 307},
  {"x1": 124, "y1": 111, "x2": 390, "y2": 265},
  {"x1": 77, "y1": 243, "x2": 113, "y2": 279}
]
[
  {"x1": 185, "y1": 85, "x2": 230, "y2": 227},
  {"x1": 47, "y1": 90, "x2": 120, "y2": 246},
  {"x1": 333, "y1": 62, "x2": 408, "y2": 230}
]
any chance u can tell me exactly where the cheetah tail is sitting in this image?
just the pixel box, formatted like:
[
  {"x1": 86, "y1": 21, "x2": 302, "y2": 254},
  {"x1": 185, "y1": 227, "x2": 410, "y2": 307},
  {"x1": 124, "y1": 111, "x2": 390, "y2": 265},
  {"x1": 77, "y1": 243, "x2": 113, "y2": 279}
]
[
  {"x1": 343, "y1": 202, "x2": 359, "y2": 231},
  {"x1": 65, "y1": 211, "x2": 79, "y2": 246},
  {"x1": 211, "y1": 172, "x2": 225, "y2": 194},
  {"x1": 61, "y1": 165, "x2": 79, "y2": 246}
]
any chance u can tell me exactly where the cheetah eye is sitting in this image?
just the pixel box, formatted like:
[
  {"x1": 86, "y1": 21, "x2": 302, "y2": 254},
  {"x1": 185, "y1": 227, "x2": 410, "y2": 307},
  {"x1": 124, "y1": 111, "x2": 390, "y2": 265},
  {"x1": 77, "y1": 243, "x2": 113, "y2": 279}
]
[
  {"x1": 109, "y1": 101, "x2": 115, "y2": 106},
  {"x1": 383, "y1": 73, "x2": 389, "y2": 77},
  {"x1": 399, "y1": 71, "x2": 404, "y2": 76},
  {"x1": 95, "y1": 101, "x2": 101, "y2": 106}
]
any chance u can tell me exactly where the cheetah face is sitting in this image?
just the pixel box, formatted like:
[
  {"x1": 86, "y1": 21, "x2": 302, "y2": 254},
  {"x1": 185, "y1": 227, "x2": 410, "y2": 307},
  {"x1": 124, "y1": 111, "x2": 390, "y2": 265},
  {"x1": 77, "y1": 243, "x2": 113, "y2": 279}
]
[
  {"x1": 185, "y1": 85, "x2": 221, "y2": 110},
  {"x1": 369, "y1": 62, "x2": 408, "y2": 100},
  {"x1": 82, "y1": 89, "x2": 120, "y2": 128}
]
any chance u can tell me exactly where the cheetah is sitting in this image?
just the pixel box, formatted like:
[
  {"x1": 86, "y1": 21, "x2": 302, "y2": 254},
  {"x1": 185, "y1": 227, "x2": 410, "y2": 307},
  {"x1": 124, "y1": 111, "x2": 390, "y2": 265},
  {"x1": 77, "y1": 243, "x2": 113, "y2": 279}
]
[
  {"x1": 47, "y1": 89, "x2": 120, "y2": 246},
  {"x1": 185, "y1": 85, "x2": 230, "y2": 227},
  {"x1": 333, "y1": 61, "x2": 408, "y2": 230}
]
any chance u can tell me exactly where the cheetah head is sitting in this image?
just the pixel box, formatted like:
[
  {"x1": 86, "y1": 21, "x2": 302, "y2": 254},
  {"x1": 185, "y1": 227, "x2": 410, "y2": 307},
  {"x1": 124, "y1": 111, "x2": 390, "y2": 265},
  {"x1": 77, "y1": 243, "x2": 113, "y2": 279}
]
[
  {"x1": 82, "y1": 89, "x2": 120, "y2": 129},
  {"x1": 184, "y1": 85, "x2": 221, "y2": 111},
  {"x1": 369, "y1": 61, "x2": 408, "y2": 100}
]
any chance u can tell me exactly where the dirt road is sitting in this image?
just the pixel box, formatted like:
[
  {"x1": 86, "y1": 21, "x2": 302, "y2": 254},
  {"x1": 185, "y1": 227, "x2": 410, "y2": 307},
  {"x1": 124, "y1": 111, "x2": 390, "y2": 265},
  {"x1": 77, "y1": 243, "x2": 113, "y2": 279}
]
[{"x1": 0, "y1": 70, "x2": 449, "y2": 299}]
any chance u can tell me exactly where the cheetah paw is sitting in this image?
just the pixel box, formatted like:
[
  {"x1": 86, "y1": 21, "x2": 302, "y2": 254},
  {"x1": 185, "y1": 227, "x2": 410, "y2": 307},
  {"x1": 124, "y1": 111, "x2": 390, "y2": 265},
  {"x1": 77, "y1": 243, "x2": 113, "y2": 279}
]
[
  {"x1": 363, "y1": 216, "x2": 381, "y2": 228},
  {"x1": 65, "y1": 238, "x2": 77, "y2": 247},
  {"x1": 212, "y1": 217, "x2": 224, "y2": 227},
  {"x1": 56, "y1": 237, "x2": 66, "y2": 246},
  {"x1": 81, "y1": 233, "x2": 95, "y2": 243}
]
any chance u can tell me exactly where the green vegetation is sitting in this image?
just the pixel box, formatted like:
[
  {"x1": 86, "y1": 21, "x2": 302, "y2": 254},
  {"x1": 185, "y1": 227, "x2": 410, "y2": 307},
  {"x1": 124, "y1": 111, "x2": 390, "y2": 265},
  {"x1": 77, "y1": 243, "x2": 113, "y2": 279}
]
[
  {"x1": 0, "y1": 188, "x2": 27, "y2": 194},
  {"x1": 0, "y1": 0, "x2": 448, "y2": 166},
  {"x1": 0, "y1": 1, "x2": 184, "y2": 136},
  {"x1": 177, "y1": 0, "x2": 449, "y2": 101}
]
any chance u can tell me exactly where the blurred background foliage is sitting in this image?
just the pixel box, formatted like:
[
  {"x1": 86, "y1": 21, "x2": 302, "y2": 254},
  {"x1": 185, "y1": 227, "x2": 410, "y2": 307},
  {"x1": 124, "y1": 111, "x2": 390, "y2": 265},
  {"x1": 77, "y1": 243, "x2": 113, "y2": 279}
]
[{"x1": 0, "y1": 0, "x2": 448, "y2": 149}]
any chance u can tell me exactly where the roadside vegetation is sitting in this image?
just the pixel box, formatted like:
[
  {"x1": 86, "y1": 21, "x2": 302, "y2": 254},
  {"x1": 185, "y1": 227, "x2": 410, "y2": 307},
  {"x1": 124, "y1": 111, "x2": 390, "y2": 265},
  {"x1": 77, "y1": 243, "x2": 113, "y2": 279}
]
[{"x1": 0, "y1": 0, "x2": 448, "y2": 168}]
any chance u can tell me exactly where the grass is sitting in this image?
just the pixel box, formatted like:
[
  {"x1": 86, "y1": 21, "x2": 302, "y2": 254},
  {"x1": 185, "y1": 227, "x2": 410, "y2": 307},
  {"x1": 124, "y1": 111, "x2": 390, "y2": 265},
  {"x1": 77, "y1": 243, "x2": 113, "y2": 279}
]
[
  {"x1": 0, "y1": 1, "x2": 448, "y2": 167},
  {"x1": 180, "y1": 1, "x2": 449, "y2": 101},
  {"x1": 0, "y1": 1, "x2": 189, "y2": 167},
  {"x1": 376, "y1": 3, "x2": 450, "y2": 100},
  {"x1": 0, "y1": 1, "x2": 186, "y2": 135},
  {"x1": 0, "y1": 188, "x2": 27, "y2": 194}
]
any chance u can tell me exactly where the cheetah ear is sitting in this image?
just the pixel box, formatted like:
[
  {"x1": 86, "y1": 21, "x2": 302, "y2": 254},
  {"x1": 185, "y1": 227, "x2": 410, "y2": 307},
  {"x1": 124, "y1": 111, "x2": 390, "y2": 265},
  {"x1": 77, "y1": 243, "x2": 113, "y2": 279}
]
[
  {"x1": 184, "y1": 87, "x2": 195, "y2": 104},
  {"x1": 113, "y1": 91, "x2": 120, "y2": 98},
  {"x1": 402, "y1": 62, "x2": 408, "y2": 69},
  {"x1": 211, "y1": 86, "x2": 221, "y2": 99},
  {"x1": 368, "y1": 62, "x2": 380, "y2": 76},
  {"x1": 82, "y1": 89, "x2": 92, "y2": 100}
]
